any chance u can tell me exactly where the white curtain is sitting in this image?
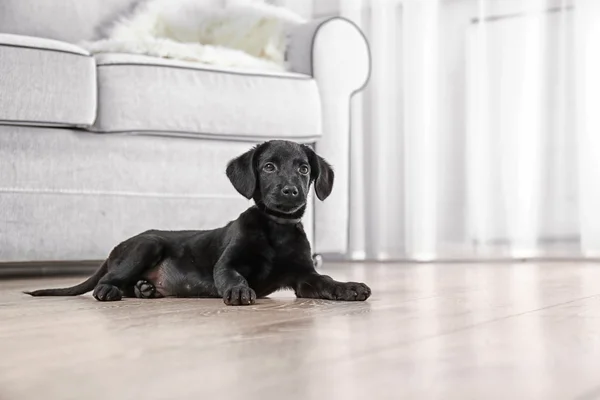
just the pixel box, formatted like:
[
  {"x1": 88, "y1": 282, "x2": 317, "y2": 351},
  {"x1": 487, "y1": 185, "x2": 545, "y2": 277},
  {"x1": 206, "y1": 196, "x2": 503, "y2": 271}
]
[{"x1": 277, "y1": 0, "x2": 600, "y2": 261}]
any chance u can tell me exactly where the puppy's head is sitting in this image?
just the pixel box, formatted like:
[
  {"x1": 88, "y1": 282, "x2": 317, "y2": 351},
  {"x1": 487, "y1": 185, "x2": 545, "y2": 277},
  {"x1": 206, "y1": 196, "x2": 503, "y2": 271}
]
[{"x1": 226, "y1": 140, "x2": 334, "y2": 214}]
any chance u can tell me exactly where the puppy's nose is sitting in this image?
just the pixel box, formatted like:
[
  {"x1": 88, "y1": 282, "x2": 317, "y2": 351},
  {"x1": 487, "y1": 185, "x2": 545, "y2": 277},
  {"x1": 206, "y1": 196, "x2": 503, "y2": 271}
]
[{"x1": 281, "y1": 185, "x2": 299, "y2": 197}]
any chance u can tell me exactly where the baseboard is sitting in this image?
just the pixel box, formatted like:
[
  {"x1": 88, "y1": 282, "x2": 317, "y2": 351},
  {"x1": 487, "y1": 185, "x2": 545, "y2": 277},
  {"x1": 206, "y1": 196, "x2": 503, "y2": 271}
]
[
  {"x1": 319, "y1": 252, "x2": 349, "y2": 261},
  {"x1": 0, "y1": 261, "x2": 101, "y2": 279}
]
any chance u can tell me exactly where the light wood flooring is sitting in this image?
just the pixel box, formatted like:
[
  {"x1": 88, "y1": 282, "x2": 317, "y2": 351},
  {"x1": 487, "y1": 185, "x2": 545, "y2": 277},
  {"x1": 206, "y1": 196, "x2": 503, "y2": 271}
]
[{"x1": 1, "y1": 262, "x2": 600, "y2": 400}]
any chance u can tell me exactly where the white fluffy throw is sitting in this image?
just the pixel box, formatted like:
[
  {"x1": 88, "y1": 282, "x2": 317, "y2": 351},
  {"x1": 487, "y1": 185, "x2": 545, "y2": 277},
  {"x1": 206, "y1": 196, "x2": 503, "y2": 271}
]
[{"x1": 82, "y1": 0, "x2": 306, "y2": 71}]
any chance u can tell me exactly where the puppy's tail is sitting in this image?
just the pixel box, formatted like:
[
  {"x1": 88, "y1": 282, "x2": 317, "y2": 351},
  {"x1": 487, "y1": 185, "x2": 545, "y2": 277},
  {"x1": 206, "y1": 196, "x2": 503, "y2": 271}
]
[{"x1": 24, "y1": 260, "x2": 108, "y2": 297}]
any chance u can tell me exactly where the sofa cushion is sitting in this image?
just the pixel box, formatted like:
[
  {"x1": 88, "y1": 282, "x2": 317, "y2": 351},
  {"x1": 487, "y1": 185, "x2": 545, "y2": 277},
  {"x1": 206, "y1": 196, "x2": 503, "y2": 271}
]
[
  {"x1": 91, "y1": 53, "x2": 322, "y2": 141},
  {"x1": 0, "y1": 34, "x2": 96, "y2": 127}
]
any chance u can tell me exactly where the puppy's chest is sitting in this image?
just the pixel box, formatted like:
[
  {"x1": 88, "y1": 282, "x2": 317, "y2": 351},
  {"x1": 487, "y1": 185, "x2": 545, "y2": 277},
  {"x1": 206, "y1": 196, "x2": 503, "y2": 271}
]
[
  {"x1": 248, "y1": 226, "x2": 310, "y2": 281},
  {"x1": 267, "y1": 224, "x2": 310, "y2": 258}
]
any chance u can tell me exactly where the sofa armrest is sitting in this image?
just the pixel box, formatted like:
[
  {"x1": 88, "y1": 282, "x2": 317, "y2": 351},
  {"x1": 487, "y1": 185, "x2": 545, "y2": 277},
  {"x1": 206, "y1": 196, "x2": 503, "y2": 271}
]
[
  {"x1": 287, "y1": 17, "x2": 370, "y2": 92},
  {"x1": 287, "y1": 17, "x2": 371, "y2": 255}
]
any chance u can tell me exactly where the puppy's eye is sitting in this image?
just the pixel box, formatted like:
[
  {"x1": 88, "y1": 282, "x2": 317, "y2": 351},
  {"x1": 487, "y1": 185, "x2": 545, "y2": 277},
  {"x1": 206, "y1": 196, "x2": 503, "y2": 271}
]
[
  {"x1": 299, "y1": 165, "x2": 309, "y2": 175},
  {"x1": 263, "y1": 163, "x2": 276, "y2": 172}
]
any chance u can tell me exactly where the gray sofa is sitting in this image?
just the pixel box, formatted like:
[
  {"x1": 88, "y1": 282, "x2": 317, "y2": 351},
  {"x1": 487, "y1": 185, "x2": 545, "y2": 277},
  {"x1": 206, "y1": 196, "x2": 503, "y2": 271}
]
[{"x1": 0, "y1": 0, "x2": 370, "y2": 265}]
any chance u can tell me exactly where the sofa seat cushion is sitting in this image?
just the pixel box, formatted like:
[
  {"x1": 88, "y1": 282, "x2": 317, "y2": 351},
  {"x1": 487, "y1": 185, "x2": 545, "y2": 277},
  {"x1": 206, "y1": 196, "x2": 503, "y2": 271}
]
[
  {"x1": 91, "y1": 53, "x2": 322, "y2": 141},
  {"x1": 0, "y1": 34, "x2": 96, "y2": 127}
]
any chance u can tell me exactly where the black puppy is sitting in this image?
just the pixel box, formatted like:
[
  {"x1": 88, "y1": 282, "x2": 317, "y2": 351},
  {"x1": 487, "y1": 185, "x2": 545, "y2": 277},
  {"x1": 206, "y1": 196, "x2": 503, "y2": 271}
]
[{"x1": 26, "y1": 140, "x2": 371, "y2": 305}]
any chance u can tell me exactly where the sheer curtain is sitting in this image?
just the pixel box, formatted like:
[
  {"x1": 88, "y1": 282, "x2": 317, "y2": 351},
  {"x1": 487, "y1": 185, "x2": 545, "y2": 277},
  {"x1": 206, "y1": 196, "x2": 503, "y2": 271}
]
[{"x1": 277, "y1": 0, "x2": 600, "y2": 261}]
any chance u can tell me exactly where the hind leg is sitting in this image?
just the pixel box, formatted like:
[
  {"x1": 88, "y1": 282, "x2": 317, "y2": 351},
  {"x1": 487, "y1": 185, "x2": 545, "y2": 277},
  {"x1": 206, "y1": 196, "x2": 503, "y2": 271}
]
[
  {"x1": 133, "y1": 279, "x2": 163, "y2": 299},
  {"x1": 93, "y1": 237, "x2": 164, "y2": 302}
]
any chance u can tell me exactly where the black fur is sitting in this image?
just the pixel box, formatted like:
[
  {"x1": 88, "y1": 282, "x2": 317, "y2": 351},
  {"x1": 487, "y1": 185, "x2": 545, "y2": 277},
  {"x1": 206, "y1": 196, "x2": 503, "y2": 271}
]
[{"x1": 25, "y1": 140, "x2": 371, "y2": 305}]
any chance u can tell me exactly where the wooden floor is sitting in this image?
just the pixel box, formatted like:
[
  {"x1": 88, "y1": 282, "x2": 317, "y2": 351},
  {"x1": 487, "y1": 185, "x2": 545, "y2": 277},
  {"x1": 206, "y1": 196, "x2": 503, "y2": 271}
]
[{"x1": 2, "y1": 262, "x2": 600, "y2": 400}]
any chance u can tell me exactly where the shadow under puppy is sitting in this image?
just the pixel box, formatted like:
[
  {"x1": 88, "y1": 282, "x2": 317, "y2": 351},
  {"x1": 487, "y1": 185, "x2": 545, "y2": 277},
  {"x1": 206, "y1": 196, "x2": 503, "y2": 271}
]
[{"x1": 26, "y1": 140, "x2": 371, "y2": 305}]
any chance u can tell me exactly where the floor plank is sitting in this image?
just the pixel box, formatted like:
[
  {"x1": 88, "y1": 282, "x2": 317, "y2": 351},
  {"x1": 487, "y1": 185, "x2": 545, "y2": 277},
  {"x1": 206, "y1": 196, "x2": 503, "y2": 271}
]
[{"x1": 1, "y1": 262, "x2": 600, "y2": 400}]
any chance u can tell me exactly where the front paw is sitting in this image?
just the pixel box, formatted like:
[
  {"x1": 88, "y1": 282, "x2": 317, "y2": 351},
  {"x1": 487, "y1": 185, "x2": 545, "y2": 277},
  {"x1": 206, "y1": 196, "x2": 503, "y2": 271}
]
[
  {"x1": 223, "y1": 285, "x2": 256, "y2": 306},
  {"x1": 333, "y1": 282, "x2": 371, "y2": 301}
]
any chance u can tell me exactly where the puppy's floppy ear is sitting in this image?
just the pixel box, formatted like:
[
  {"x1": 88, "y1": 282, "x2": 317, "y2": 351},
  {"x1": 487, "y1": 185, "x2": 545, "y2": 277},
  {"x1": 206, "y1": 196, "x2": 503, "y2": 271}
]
[
  {"x1": 226, "y1": 145, "x2": 259, "y2": 199},
  {"x1": 303, "y1": 145, "x2": 334, "y2": 201}
]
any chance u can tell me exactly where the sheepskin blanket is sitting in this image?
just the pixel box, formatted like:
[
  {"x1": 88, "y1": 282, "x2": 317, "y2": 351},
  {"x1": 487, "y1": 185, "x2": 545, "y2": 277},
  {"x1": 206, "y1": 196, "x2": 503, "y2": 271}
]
[{"x1": 82, "y1": 0, "x2": 306, "y2": 71}]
